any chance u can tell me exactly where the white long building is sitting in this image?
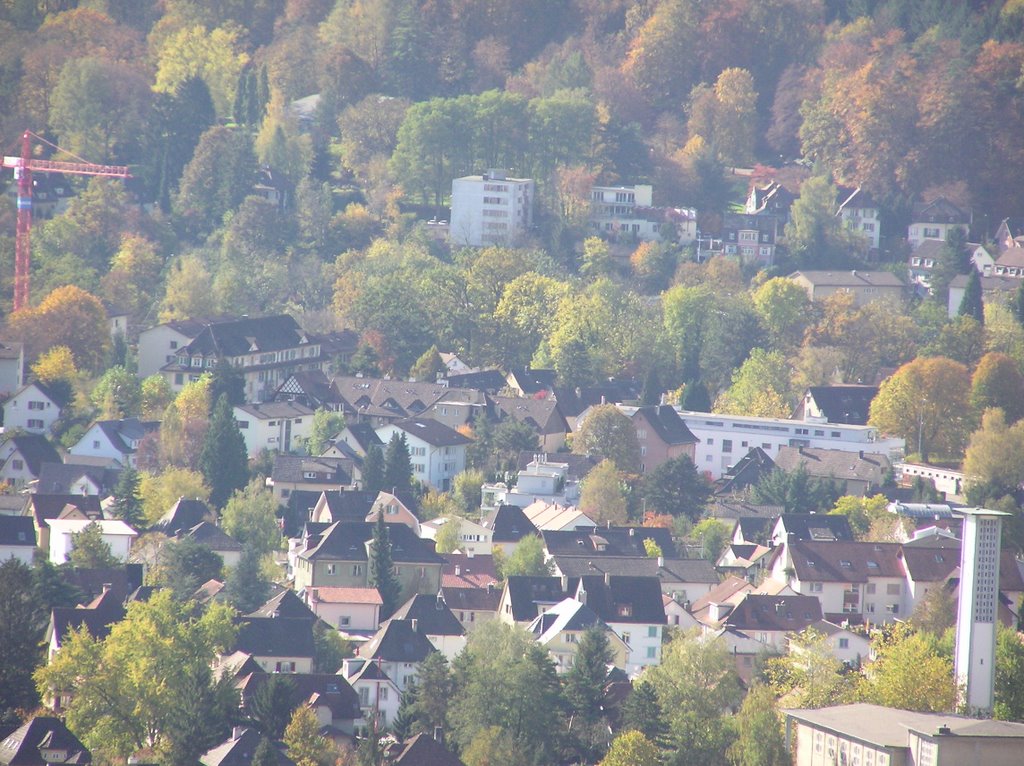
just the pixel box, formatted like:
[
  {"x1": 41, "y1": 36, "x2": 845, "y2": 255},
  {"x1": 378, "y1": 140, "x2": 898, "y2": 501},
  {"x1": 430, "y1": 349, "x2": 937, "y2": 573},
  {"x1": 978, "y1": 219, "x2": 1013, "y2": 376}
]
[
  {"x1": 450, "y1": 171, "x2": 534, "y2": 247},
  {"x1": 677, "y1": 409, "x2": 905, "y2": 479}
]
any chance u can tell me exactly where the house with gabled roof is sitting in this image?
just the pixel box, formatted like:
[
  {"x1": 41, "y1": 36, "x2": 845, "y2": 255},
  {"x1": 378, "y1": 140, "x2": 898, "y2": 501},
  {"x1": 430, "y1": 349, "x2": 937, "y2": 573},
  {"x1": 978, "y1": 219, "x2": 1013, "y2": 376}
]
[
  {"x1": 788, "y1": 270, "x2": 906, "y2": 306},
  {"x1": 246, "y1": 589, "x2": 317, "y2": 622},
  {"x1": 548, "y1": 554, "x2": 718, "y2": 604},
  {"x1": 157, "y1": 314, "x2": 330, "y2": 403},
  {"x1": 908, "y1": 196, "x2": 971, "y2": 249},
  {"x1": 440, "y1": 582, "x2": 501, "y2": 632},
  {"x1": 25, "y1": 494, "x2": 102, "y2": 550},
  {"x1": 329, "y1": 375, "x2": 487, "y2": 430},
  {"x1": 293, "y1": 521, "x2": 445, "y2": 601},
  {"x1": 0, "y1": 716, "x2": 91, "y2": 766},
  {"x1": 200, "y1": 727, "x2": 293, "y2": 766},
  {"x1": 268, "y1": 455, "x2": 357, "y2": 503},
  {"x1": 154, "y1": 497, "x2": 215, "y2": 535},
  {"x1": 481, "y1": 504, "x2": 540, "y2": 556},
  {"x1": 328, "y1": 422, "x2": 383, "y2": 458},
  {"x1": 35, "y1": 462, "x2": 119, "y2": 496},
  {"x1": 714, "y1": 447, "x2": 776, "y2": 496},
  {"x1": 309, "y1": 490, "x2": 378, "y2": 524},
  {"x1": 344, "y1": 660, "x2": 401, "y2": 731},
  {"x1": 550, "y1": 381, "x2": 641, "y2": 432},
  {"x1": 769, "y1": 514, "x2": 854, "y2": 546},
  {"x1": 835, "y1": 186, "x2": 881, "y2": 250},
  {"x1": 66, "y1": 418, "x2": 159, "y2": 469},
  {"x1": 420, "y1": 515, "x2": 493, "y2": 556},
  {"x1": 390, "y1": 593, "x2": 466, "y2": 659},
  {"x1": 542, "y1": 526, "x2": 677, "y2": 559},
  {"x1": 232, "y1": 617, "x2": 315, "y2": 673},
  {"x1": 0, "y1": 516, "x2": 35, "y2": 564},
  {"x1": 699, "y1": 593, "x2": 823, "y2": 652},
  {"x1": 376, "y1": 418, "x2": 472, "y2": 492},
  {"x1": 500, "y1": 574, "x2": 667, "y2": 673},
  {"x1": 366, "y1": 491, "x2": 421, "y2": 534},
  {"x1": 390, "y1": 732, "x2": 465, "y2": 766},
  {"x1": 773, "y1": 446, "x2": 891, "y2": 497},
  {"x1": 238, "y1": 672, "x2": 362, "y2": 741},
  {"x1": 504, "y1": 368, "x2": 556, "y2": 397},
  {"x1": 520, "y1": 500, "x2": 595, "y2": 532},
  {"x1": 0, "y1": 434, "x2": 61, "y2": 489},
  {"x1": 492, "y1": 396, "x2": 568, "y2": 452},
  {"x1": 3, "y1": 381, "x2": 66, "y2": 434},
  {"x1": 444, "y1": 369, "x2": 507, "y2": 393},
  {"x1": 346, "y1": 617, "x2": 437, "y2": 692},
  {"x1": 616, "y1": 404, "x2": 698, "y2": 473},
  {"x1": 527, "y1": 597, "x2": 630, "y2": 672},
  {"x1": 46, "y1": 585, "x2": 125, "y2": 664},
  {"x1": 796, "y1": 385, "x2": 880, "y2": 426}
]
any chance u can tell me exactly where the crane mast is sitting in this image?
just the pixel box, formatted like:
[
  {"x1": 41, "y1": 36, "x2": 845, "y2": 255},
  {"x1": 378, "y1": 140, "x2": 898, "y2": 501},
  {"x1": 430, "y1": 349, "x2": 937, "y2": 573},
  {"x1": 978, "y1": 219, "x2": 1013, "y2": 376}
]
[{"x1": 3, "y1": 131, "x2": 131, "y2": 311}]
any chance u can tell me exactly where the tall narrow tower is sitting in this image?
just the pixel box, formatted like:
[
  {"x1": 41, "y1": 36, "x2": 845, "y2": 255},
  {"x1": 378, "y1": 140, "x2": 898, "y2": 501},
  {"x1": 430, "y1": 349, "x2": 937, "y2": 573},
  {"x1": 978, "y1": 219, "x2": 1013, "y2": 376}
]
[{"x1": 954, "y1": 507, "x2": 1010, "y2": 715}]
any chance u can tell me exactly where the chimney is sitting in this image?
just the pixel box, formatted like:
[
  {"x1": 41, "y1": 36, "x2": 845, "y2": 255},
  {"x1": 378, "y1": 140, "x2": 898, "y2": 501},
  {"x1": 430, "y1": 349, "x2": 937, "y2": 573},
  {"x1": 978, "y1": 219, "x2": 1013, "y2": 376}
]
[
  {"x1": 487, "y1": 582, "x2": 494, "y2": 594},
  {"x1": 411, "y1": 618, "x2": 419, "y2": 632},
  {"x1": 657, "y1": 556, "x2": 665, "y2": 568},
  {"x1": 578, "y1": 588, "x2": 587, "y2": 605},
  {"x1": 604, "y1": 572, "x2": 611, "y2": 586},
  {"x1": 102, "y1": 583, "x2": 112, "y2": 594},
  {"x1": 232, "y1": 726, "x2": 245, "y2": 741},
  {"x1": 560, "y1": 575, "x2": 569, "y2": 592},
  {"x1": 859, "y1": 450, "x2": 864, "y2": 459},
  {"x1": 454, "y1": 565, "x2": 461, "y2": 576},
  {"x1": 629, "y1": 528, "x2": 635, "y2": 537},
  {"x1": 433, "y1": 727, "x2": 444, "y2": 743},
  {"x1": 309, "y1": 588, "x2": 319, "y2": 604}
]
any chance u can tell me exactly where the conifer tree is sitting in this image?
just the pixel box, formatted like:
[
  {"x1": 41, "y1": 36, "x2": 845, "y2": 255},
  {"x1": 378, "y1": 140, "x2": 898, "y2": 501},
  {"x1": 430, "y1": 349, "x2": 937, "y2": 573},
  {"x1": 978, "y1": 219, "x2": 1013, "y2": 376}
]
[
  {"x1": 620, "y1": 680, "x2": 668, "y2": 746},
  {"x1": 383, "y1": 432, "x2": 414, "y2": 492},
  {"x1": 200, "y1": 394, "x2": 250, "y2": 508},
  {"x1": 369, "y1": 514, "x2": 402, "y2": 619},
  {"x1": 363, "y1": 444, "x2": 385, "y2": 495},
  {"x1": 225, "y1": 547, "x2": 270, "y2": 614},
  {"x1": 958, "y1": 269, "x2": 984, "y2": 324},
  {"x1": 110, "y1": 465, "x2": 144, "y2": 528}
]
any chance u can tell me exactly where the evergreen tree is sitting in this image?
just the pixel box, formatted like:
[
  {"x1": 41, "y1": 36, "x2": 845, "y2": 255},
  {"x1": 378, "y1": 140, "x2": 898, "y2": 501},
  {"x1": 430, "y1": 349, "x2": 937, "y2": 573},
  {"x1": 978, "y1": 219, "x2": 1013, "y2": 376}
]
[
  {"x1": 0, "y1": 559, "x2": 46, "y2": 717},
  {"x1": 1014, "y1": 280, "x2": 1024, "y2": 327},
  {"x1": 369, "y1": 514, "x2": 402, "y2": 619},
  {"x1": 68, "y1": 522, "x2": 120, "y2": 568},
  {"x1": 383, "y1": 432, "x2": 414, "y2": 493},
  {"x1": 958, "y1": 269, "x2": 985, "y2": 324},
  {"x1": 156, "y1": 538, "x2": 224, "y2": 601},
  {"x1": 391, "y1": 678, "x2": 419, "y2": 741},
  {"x1": 413, "y1": 651, "x2": 453, "y2": 735},
  {"x1": 641, "y1": 367, "x2": 661, "y2": 406},
  {"x1": 210, "y1": 358, "x2": 246, "y2": 407},
  {"x1": 565, "y1": 627, "x2": 614, "y2": 762},
  {"x1": 249, "y1": 675, "x2": 298, "y2": 740},
  {"x1": 225, "y1": 547, "x2": 270, "y2": 614},
  {"x1": 681, "y1": 379, "x2": 712, "y2": 412},
  {"x1": 109, "y1": 465, "x2": 144, "y2": 528},
  {"x1": 200, "y1": 394, "x2": 250, "y2": 508},
  {"x1": 252, "y1": 738, "x2": 278, "y2": 766},
  {"x1": 619, "y1": 680, "x2": 667, "y2": 746},
  {"x1": 363, "y1": 444, "x2": 385, "y2": 495}
]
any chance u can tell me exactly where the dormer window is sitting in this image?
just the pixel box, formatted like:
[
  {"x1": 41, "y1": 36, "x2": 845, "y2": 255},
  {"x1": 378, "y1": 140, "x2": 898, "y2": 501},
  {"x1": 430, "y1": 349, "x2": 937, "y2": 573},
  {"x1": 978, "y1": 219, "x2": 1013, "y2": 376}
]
[
  {"x1": 840, "y1": 560, "x2": 852, "y2": 568},
  {"x1": 617, "y1": 604, "x2": 632, "y2": 617}
]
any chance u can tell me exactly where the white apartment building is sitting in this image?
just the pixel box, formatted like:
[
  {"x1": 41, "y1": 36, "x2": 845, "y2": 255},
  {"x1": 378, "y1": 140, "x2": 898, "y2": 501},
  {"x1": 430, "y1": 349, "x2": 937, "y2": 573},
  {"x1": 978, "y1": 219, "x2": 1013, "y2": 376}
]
[
  {"x1": 233, "y1": 401, "x2": 314, "y2": 456},
  {"x1": 450, "y1": 171, "x2": 534, "y2": 247},
  {"x1": 678, "y1": 409, "x2": 905, "y2": 480},
  {"x1": 589, "y1": 184, "x2": 697, "y2": 243}
]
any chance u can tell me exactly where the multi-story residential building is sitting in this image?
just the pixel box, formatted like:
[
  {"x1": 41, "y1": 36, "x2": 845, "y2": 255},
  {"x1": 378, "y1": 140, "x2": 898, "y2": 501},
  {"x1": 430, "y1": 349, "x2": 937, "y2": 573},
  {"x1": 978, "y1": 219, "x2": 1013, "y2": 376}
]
[
  {"x1": 151, "y1": 315, "x2": 349, "y2": 403},
  {"x1": 678, "y1": 409, "x2": 905, "y2": 480},
  {"x1": 616, "y1": 404, "x2": 698, "y2": 474},
  {"x1": 375, "y1": 418, "x2": 471, "y2": 492},
  {"x1": 722, "y1": 212, "x2": 778, "y2": 266},
  {"x1": 449, "y1": 170, "x2": 534, "y2": 247},
  {"x1": 835, "y1": 186, "x2": 881, "y2": 251},
  {"x1": 293, "y1": 520, "x2": 445, "y2": 603},
  {"x1": 3, "y1": 381, "x2": 64, "y2": 434},
  {"x1": 746, "y1": 180, "x2": 794, "y2": 223},
  {"x1": 907, "y1": 196, "x2": 971, "y2": 249},
  {"x1": 589, "y1": 183, "x2": 697, "y2": 243},
  {"x1": 67, "y1": 418, "x2": 160, "y2": 469},
  {"x1": 233, "y1": 401, "x2": 314, "y2": 456}
]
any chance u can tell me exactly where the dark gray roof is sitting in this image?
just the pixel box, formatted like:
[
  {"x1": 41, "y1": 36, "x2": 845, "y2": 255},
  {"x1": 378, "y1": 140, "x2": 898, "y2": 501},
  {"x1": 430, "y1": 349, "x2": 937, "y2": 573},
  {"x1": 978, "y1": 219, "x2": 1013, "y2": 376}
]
[
  {"x1": 542, "y1": 527, "x2": 677, "y2": 558},
  {"x1": 552, "y1": 555, "x2": 718, "y2": 585},
  {"x1": 239, "y1": 673, "x2": 360, "y2": 722},
  {"x1": 724, "y1": 594, "x2": 822, "y2": 632},
  {"x1": 773, "y1": 447, "x2": 890, "y2": 488},
  {"x1": 483, "y1": 505, "x2": 539, "y2": 544},
  {"x1": 6, "y1": 434, "x2": 61, "y2": 477},
  {"x1": 912, "y1": 196, "x2": 971, "y2": 224},
  {"x1": 27, "y1": 494, "x2": 103, "y2": 527},
  {"x1": 35, "y1": 462, "x2": 120, "y2": 496},
  {"x1": 503, "y1": 576, "x2": 570, "y2": 622},
  {"x1": 573, "y1": 575, "x2": 667, "y2": 624},
  {"x1": 550, "y1": 380, "x2": 641, "y2": 418},
  {"x1": 246, "y1": 590, "x2": 317, "y2": 621},
  {"x1": 92, "y1": 418, "x2": 159, "y2": 456},
  {"x1": 391, "y1": 733, "x2": 465, "y2": 766},
  {"x1": 444, "y1": 369, "x2": 507, "y2": 392},
  {"x1": 388, "y1": 417, "x2": 472, "y2": 448},
  {"x1": 273, "y1": 370, "x2": 344, "y2": 409},
  {"x1": 271, "y1": 455, "x2": 353, "y2": 485},
  {"x1": 155, "y1": 497, "x2": 214, "y2": 535},
  {"x1": 804, "y1": 385, "x2": 879, "y2": 425},
  {"x1": 735, "y1": 516, "x2": 773, "y2": 544},
  {"x1": 234, "y1": 617, "x2": 315, "y2": 658},
  {"x1": 183, "y1": 315, "x2": 309, "y2": 358},
  {"x1": 337, "y1": 422, "x2": 384, "y2": 453},
  {"x1": 390, "y1": 594, "x2": 465, "y2": 636},
  {"x1": 632, "y1": 405, "x2": 697, "y2": 445},
  {"x1": 359, "y1": 618, "x2": 436, "y2": 663},
  {"x1": 715, "y1": 447, "x2": 775, "y2": 495},
  {"x1": 439, "y1": 585, "x2": 501, "y2": 612},
  {"x1": 61, "y1": 565, "x2": 143, "y2": 603},
  {"x1": 506, "y1": 368, "x2": 556, "y2": 395},
  {"x1": 302, "y1": 521, "x2": 445, "y2": 565},
  {"x1": 200, "y1": 727, "x2": 294, "y2": 766},
  {"x1": 0, "y1": 516, "x2": 35, "y2": 547},
  {"x1": 0, "y1": 717, "x2": 90, "y2": 766},
  {"x1": 774, "y1": 514, "x2": 854, "y2": 542},
  {"x1": 317, "y1": 490, "x2": 378, "y2": 522},
  {"x1": 183, "y1": 521, "x2": 242, "y2": 552},
  {"x1": 493, "y1": 397, "x2": 568, "y2": 436}
]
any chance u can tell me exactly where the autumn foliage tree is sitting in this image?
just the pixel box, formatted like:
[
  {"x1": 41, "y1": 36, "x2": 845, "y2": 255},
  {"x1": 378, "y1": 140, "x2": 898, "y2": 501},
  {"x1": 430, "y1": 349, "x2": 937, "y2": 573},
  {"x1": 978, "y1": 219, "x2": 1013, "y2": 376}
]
[{"x1": 7, "y1": 285, "x2": 110, "y2": 372}]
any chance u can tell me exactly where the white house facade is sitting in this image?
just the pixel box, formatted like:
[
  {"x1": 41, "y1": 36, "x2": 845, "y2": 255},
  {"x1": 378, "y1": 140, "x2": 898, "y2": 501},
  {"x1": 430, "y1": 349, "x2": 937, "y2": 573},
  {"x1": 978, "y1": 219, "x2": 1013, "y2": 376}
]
[{"x1": 450, "y1": 171, "x2": 535, "y2": 247}]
